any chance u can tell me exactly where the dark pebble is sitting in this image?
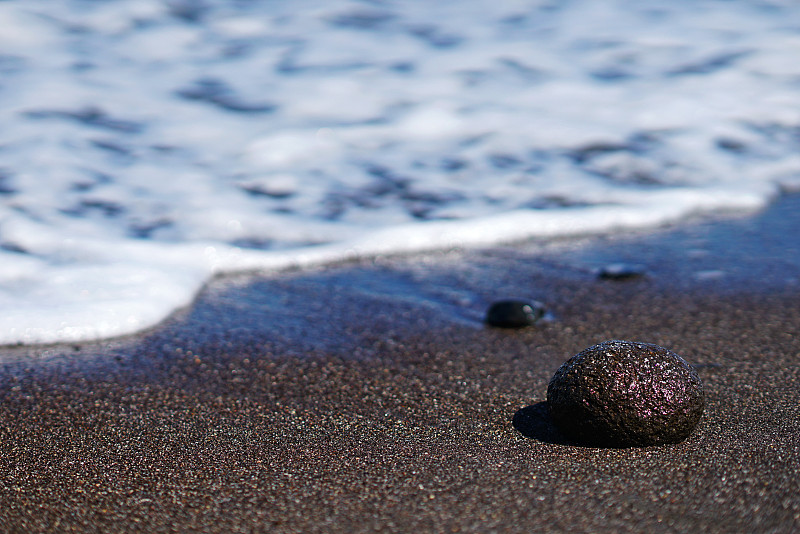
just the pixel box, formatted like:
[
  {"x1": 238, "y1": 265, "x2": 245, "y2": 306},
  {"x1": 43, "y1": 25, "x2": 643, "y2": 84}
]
[
  {"x1": 547, "y1": 340, "x2": 704, "y2": 447},
  {"x1": 597, "y1": 263, "x2": 646, "y2": 280},
  {"x1": 485, "y1": 299, "x2": 545, "y2": 328}
]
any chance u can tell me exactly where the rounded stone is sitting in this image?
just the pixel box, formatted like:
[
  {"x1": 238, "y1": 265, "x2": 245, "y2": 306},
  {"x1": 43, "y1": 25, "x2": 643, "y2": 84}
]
[
  {"x1": 597, "y1": 263, "x2": 646, "y2": 280},
  {"x1": 485, "y1": 299, "x2": 545, "y2": 328},
  {"x1": 547, "y1": 340, "x2": 704, "y2": 447}
]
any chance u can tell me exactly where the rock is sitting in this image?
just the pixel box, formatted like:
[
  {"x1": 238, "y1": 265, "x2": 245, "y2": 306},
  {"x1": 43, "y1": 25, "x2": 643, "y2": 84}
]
[
  {"x1": 485, "y1": 299, "x2": 545, "y2": 328},
  {"x1": 547, "y1": 340, "x2": 704, "y2": 447},
  {"x1": 597, "y1": 263, "x2": 646, "y2": 280}
]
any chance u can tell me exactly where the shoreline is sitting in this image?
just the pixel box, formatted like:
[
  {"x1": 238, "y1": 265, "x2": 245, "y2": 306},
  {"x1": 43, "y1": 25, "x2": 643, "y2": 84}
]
[
  {"x1": 0, "y1": 193, "x2": 785, "y2": 356},
  {"x1": 1, "y1": 196, "x2": 800, "y2": 532}
]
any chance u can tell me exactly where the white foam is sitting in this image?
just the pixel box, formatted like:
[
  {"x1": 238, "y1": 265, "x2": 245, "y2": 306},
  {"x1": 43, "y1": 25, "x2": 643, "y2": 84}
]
[{"x1": 0, "y1": 0, "x2": 797, "y2": 344}]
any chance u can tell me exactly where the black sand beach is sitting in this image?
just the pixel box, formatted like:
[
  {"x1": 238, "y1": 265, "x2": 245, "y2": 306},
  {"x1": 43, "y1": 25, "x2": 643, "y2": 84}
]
[{"x1": 1, "y1": 195, "x2": 799, "y2": 533}]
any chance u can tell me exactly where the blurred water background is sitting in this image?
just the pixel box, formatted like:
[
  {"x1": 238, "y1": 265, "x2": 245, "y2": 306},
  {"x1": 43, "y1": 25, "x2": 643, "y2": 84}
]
[{"x1": 1, "y1": 0, "x2": 799, "y2": 344}]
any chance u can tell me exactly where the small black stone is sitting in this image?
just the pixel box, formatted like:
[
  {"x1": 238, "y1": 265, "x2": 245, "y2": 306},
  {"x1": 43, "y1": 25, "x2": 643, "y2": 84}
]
[
  {"x1": 485, "y1": 299, "x2": 545, "y2": 328},
  {"x1": 547, "y1": 340, "x2": 704, "y2": 447},
  {"x1": 597, "y1": 263, "x2": 647, "y2": 280}
]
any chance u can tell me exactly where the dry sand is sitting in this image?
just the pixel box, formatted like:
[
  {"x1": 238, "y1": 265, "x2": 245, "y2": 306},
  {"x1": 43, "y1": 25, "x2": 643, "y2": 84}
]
[{"x1": 1, "y1": 195, "x2": 799, "y2": 533}]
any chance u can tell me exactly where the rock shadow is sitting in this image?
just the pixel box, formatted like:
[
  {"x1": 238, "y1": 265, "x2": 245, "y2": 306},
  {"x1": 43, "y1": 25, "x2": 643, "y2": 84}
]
[{"x1": 512, "y1": 401, "x2": 572, "y2": 445}]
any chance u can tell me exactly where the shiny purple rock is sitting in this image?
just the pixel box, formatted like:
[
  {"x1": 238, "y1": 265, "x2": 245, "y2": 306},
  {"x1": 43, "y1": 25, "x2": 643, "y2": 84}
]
[{"x1": 547, "y1": 340, "x2": 704, "y2": 447}]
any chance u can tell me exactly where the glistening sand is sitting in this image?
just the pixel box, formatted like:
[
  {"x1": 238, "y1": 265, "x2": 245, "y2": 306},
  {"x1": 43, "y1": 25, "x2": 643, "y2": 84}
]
[{"x1": 1, "y1": 196, "x2": 799, "y2": 533}]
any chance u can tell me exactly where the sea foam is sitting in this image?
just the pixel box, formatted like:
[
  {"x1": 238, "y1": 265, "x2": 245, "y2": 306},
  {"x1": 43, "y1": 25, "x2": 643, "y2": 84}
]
[{"x1": 0, "y1": 0, "x2": 799, "y2": 344}]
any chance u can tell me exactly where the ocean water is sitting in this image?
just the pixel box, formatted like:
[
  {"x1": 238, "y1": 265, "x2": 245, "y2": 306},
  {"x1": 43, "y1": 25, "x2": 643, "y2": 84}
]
[{"x1": 1, "y1": 0, "x2": 799, "y2": 345}]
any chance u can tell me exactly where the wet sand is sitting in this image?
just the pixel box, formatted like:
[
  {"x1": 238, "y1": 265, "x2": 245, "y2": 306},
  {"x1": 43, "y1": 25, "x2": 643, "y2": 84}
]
[{"x1": 1, "y1": 196, "x2": 800, "y2": 533}]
